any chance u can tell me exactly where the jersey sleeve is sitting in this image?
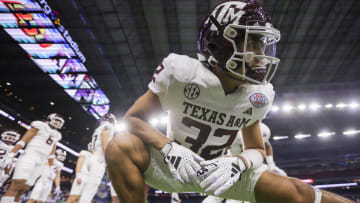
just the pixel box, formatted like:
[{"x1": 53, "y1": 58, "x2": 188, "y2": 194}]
[
  {"x1": 148, "y1": 53, "x2": 175, "y2": 95},
  {"x1": 31, "y1": 120, "x2": 46, "y2": 130},
  {"x1": 252, "y1": 83, "x2": 275, "y2": 121}
]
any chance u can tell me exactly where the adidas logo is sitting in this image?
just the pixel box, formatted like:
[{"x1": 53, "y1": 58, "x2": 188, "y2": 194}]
[
  {"x1": 243, "y1": 107, "x2": 252, "y2": 115},
  {"x1": 166, "y1": 156, "x2": 182, "y2": 169}
]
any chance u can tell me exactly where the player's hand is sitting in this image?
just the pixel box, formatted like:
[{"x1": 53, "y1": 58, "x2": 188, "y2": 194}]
[
  {"x1": 198, "y1": 156, "x2": 246, "y2": 196},
  {"x1": 160, "y1": 142, "x2": 204, "y2": 184},
  {"x1": 54, "y1": 186, "x2": 61, "y2": 195},
  {"x1": 0, "y1": 152, "x2": 15, "y2": 169}
]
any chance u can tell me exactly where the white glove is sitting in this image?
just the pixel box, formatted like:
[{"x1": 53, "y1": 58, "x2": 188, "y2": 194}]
[
  {"x1": 54, "y1": 186, "x2": 61, "y2": 195},
  {"x1": 199, "y1": 156, "x2": 247, "y2": 196},
  {"x1": 0, "y1": 152, "x2": 15, "y2": 169},
  {"x1": 160, "y1": 142, "x2": 204, "y2": 184}
]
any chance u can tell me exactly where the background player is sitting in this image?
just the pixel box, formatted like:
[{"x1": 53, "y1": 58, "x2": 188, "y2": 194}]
[
  {"x1": 0, "y1": 130, "x2": 20, "y2": 187},
  {"x1": 0, "y1": 113, "x2": 64, "y2": 203},
  {"x1": 78, "y1": 113, "x2": 117, "y2": 203},
  {"x1": 66, "y1": 143, "x2": 93, "y2": 203},
  {"x1": 28, "y1": 149, "x2": 66, "y2": 203}
]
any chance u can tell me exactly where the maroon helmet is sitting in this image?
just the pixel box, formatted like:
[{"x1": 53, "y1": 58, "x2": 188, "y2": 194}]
[{"x1": 198, "y1": 0, "x2": 280, "y2": 84}]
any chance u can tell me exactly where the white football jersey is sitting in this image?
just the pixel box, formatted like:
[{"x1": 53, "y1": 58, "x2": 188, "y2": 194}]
[
  {"x1": 90, "y1": 122, "x2": 114, "y2": 161},
  {"x1": 0, "y1": 141, "x2": 13, "y2": 160},
  {"x1": 230, "y1": 122, "x2": 271, "y2": 155},
  {"x1": 26, "y1": 121, "x2": 62, "y2": 156},
  {"x1": 148, "y1": 53, "x2": 274, "y2": 160}
]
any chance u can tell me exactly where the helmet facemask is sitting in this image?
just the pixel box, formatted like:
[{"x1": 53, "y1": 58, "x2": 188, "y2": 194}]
[
  {"x1": 198, "y1": 0, "x2": 281, "y2": 85},
  {"x1": 223, "y1": 21, "x2": 280, "y2": 84}
]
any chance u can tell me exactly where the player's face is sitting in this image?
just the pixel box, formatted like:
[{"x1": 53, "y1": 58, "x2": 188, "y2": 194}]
[{"x1": 237, "y1": 34, "x2": 266, "y2": 69}]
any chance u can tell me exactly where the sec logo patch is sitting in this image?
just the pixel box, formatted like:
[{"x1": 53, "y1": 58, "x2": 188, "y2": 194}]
[
  {"x1": 184, "y1": 84, "x2": 200, "y2": 99},
  {"x1": 249, "y1": 93, "x2": 268, "y2": 108}
]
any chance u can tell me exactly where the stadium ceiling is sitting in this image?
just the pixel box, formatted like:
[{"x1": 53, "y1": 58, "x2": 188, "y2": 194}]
[{"x1": 0, "y1": 0, "x2": 359, "y2": 147}]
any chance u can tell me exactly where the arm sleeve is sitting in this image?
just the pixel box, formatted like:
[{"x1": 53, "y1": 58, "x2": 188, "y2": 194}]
[{"x1": 148, "y1": 54, "x2": 175, "y2": 95}]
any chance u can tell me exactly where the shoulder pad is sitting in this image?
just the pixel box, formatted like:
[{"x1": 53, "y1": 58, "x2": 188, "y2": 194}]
[{"x1": 31, "y1": 120, "x2": 47, "y2": 130}]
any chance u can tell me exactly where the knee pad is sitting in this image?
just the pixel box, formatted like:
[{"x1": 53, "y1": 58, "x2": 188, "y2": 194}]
[{"x1": 314, "y1": 188, "x2": 322, "y2": 203}]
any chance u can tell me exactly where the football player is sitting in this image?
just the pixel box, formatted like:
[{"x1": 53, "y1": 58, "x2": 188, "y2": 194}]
[
  {"x1": 105, "y1": 0, "x2": 353, "y2": 203},
  {"x1": 78, "y1": 113, "x2": 117, "y2": 203},
  {"x1": 0, "y1": 113, "x2": 64, "y2": 203},
  {"x1": 28, "y1": 149, "x2": 66, "y2": 203},
  {"x1": 66, "y1": 143, "x2": 93, "y2": 203},
  {"x1": 0, "y1": 130, "x2": 20, "y2": 187},
  {"x1": 202, "y1": 122, "x2": 286, "y2": 203}
]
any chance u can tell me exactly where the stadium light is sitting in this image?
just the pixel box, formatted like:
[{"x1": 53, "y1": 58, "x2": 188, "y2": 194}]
[
  {"x1": 56, "y1": 142, "x2": 79, "y2": 157},
  {"x1": 273, "y1": 136, "x2": 289, "y2": 140},
  {"x1": 324, "y1": 103, "x2": 333, "y2": 109},
  {"x1": 349, "y1": 102, "x2": 359, "y2": 109},
  {"x1": 271, "y1": 105, "x2": 280, "y2": 112},
  {"x1": 335, "y1": 103, "x2": 347, "y2": 109},
  {"x1": 149, "y1": 118, "x2": 159, "y2": 126},
  {"x1": 115, "y1": 122, "x2": 127, "y2": 132},
  {"x1": 282, "y1": 104, "x2": 293, "y2": 113},
  {"x1": 342, "y1": 129, "x2": 360, "y2": 136},
  {"x1": 301, "y1": 179, "x2": 314, "y2": 184},
  {"x1": 309, "y1": 103, "x2": 321, "y2": 111},
  {"x1": 295, "y1": 134, "x2": 311, "y2": 139},
  {"x1": 314, "y1": 182, "x2": 357, "y2": 189},
  {"x1": 297, "y1": 104, "x2": 306, "y2": 111},
  {"x1": 318, "y1": 131, "x2": 336, "y2": 138}
]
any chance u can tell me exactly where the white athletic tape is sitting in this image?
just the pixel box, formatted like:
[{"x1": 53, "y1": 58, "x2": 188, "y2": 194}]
[{"x1": 314, "y1": 188, "x2": 322, "y2": 203}]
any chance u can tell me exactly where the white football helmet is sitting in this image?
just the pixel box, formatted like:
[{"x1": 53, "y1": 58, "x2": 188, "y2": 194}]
[
  {"x1": 47, "y1": 113, "x2": 65, "y2": 129},
  {"x1": 56, "y1": 149, "x2": 67, "y2": 162},
  {"x1": 1, "y1": 130, "x2": 20, "y2": 144}
]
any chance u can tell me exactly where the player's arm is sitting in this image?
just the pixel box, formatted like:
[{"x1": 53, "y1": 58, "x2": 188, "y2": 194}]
[
  {"x1": 124, "y1": 89, "x2": 171, "y2": 150},
  {"x1": 54, "y1": 169, "x2": 61, "y2": 188},
  {"x1": 10, "y1": 128, "x2": 38, "y2": 154},
  {"x1": 48, "y1": 144, "x2": 56, "y2": 166},
  {"x1": 240, "y1": 120, "x2": 266, "y2": 168},
  {"x1": 101, "y1": 129, "x2": 111, "y2": 152},
  {"x1": 265, "y1": 141, "x2": 273, "y2": 156},
  {"x1": 125, "y1": 90, "x2": 203, "y2": 184},
  {"x1": 75, "y1": 156, "x2": 85, "y2": 174}
]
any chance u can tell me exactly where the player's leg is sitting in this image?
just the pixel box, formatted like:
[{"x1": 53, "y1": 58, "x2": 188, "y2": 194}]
[
  {"x1": 254, "y1": 171, "x2": 354, "y2": 203},
  {"x1": 78, "y1": 158, "x2": 106, "y2": 203},
  {"x1": 14, "y1": 184, "x2": 30, "y2": 203},
  {"x1": 105, "y1": 132, "x2": 150, "y2": 203},
  {"x1": 0, "y1": 179, "x2": 28, "y2": 203}
]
